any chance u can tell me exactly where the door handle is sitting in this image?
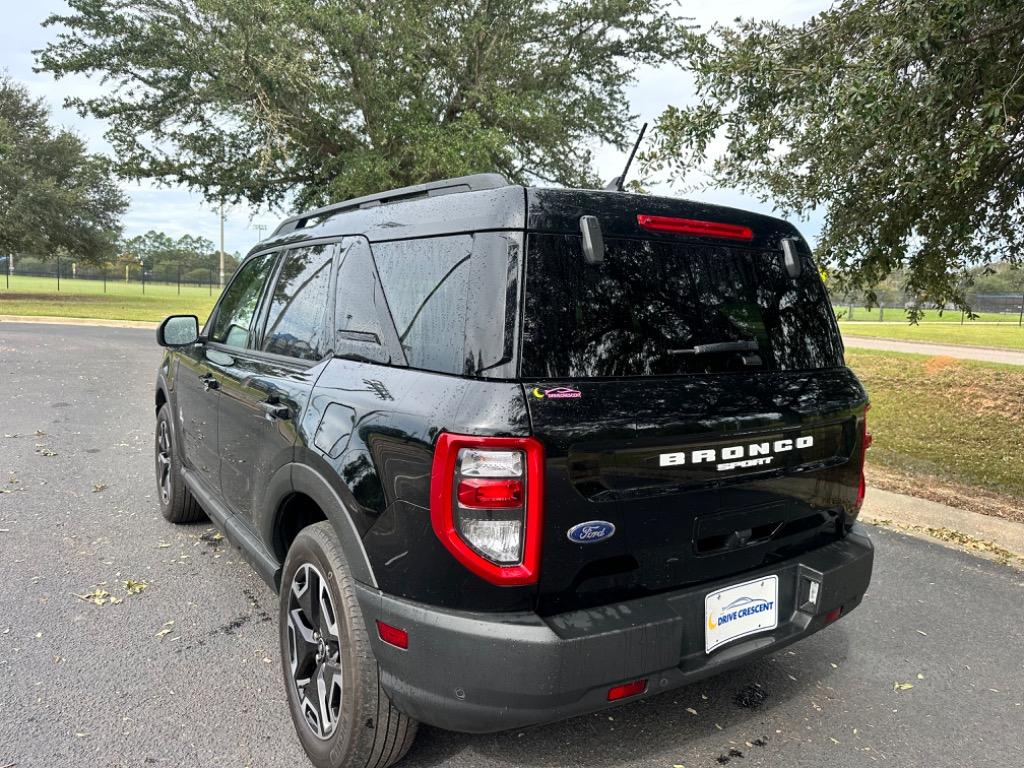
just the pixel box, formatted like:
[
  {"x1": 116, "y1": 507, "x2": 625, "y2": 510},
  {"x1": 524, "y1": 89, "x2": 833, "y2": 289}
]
[
  {"x1": 262, "y1": 400, "x2": 290, "y2": 421},
  {"x1": 200, "y1": 373, "x2": 220, "y2": 392}
]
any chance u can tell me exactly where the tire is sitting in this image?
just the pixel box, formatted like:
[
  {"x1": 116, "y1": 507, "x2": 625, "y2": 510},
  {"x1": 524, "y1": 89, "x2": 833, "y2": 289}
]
[
  {"x1": 155, "y1": 403, "x2": 206, "y2": 524},
  {"x1": 280, "y1": 522, "x2": 418, "y2": 768}
]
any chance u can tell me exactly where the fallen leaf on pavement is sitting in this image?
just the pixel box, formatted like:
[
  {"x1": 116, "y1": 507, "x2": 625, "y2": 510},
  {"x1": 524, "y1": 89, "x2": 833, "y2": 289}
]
[
  {"x1": 76, "y1": 589, "x2": 111, "y2": 606},
  {"x1": 123, "y1": 579, "x2": 148, "y2": 594}
]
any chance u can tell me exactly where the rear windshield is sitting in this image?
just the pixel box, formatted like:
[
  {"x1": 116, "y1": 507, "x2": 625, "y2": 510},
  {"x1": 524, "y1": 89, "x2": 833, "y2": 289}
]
[{"x1": 521, "y1": 234, "x2": 843, "y2": 378}]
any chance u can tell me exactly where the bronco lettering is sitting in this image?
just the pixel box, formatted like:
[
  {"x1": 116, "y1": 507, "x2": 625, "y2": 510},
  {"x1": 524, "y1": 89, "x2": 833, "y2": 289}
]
[{"x1": 659, "y1": 435, "x2": 815, "y2": 471}]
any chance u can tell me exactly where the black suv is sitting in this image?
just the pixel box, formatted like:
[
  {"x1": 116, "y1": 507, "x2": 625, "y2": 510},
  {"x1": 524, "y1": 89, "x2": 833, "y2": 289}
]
[{"x1": 154, "y1": 174, "x2": 873, "y2": 768}]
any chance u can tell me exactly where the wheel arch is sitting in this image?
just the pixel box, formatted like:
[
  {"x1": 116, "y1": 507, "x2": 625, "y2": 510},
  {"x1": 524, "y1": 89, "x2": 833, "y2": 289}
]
[{"x1": 267, "y1": 463, "x2": 378, "y2": 590}]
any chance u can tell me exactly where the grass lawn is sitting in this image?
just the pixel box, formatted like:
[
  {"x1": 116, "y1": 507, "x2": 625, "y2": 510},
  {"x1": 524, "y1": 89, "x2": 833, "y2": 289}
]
[
  {"x1": 835, "y1": 306, "x2": 1021, "y2": 323},
  {"x1": 0, "y1": 275, "x2": 220, "y2": 322},
  {"x1": 840, "y1": 322, "x2": 1024, "y2": 351},
  {"x1": 847, "y1": 350, "x2": 1024, "y2": 512}
]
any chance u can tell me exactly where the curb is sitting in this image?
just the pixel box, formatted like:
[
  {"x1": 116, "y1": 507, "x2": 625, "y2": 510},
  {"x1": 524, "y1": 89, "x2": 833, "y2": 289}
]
[
  {"x1": 0, "y1": 314, "x2": 159, "y2": 330},
  {"x1": 860, "y1": 488, "x2": 1024, "y2": 567}
]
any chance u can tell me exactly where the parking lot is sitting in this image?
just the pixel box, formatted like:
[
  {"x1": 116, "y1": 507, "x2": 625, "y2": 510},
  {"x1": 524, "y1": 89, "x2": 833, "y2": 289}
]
[{"x1": 1, "y1": 322, "x2": 1022, "y2": 768}]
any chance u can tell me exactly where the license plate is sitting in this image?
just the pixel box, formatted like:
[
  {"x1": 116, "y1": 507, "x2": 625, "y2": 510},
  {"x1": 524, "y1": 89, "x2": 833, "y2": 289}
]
[{"x1": 704, "y1": 575, "x2": 779, "y2": 654}]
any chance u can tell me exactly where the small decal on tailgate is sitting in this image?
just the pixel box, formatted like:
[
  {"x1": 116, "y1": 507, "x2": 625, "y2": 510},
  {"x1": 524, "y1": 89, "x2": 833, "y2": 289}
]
[{"x1": 532, "y1": 386, "x2": 582, "y2": 400}]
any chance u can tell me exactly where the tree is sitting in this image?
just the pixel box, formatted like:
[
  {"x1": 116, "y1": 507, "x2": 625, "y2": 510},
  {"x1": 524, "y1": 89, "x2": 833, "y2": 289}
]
[
  {"x1": 121, "y1": 230, "x2": 220, "y2": 281},
  {"x1": 37, "y1": 0, "x2": 687, "y2": 212},
  {"x1": 0, "y1": 75, "x2": 127, "y2": 265},
  {"x1": 644, "y1": 0, "x2": 1024, "y2": 316}
]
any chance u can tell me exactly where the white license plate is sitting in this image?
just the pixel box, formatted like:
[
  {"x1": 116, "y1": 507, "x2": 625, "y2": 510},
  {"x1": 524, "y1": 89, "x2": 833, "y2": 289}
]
[{"x1": 704, "y1": 575, "x2": 779, "y2": 654}]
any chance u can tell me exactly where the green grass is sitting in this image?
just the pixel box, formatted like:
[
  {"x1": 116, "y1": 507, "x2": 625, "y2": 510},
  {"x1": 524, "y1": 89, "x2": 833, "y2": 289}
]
[
  {"x1": 847, "y1": 349, "x2": 1024, "y2": 499},
  {"x1": 0, "y1": 274, "x2": 220, "y2": 322},
  {"x1": 835, "y1": 306, "x2": 1022, "y2": 323},
  {"x1": 840, "y1": 322, "x2": 1024, "y2": 350}
]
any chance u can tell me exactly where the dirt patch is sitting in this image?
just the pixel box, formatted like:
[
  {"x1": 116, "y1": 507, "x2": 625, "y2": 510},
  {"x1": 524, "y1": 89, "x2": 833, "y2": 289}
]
[
  {"x1": 922, "y1": 355, "x2": 957, "y2": 375},
  {"x1": 867, "y1": 465, "x2": 1024, "y2": 525}
]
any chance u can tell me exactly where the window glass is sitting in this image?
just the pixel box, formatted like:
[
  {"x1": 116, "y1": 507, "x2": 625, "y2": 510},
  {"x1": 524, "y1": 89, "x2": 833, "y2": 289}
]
[
  {"x1": 334, "y1": 240, "x2": 394, "y2": 364},
  {"x1": 209, "y1": 252, "x2": 276, "y2": 348},
  {"x1": 373, "y1": 236, "x2": 472, "y2": 374},
  {"x1": 262, "y1": 244, "x2": 334, "y2": 360},
  {"x1": 522, "y1": 234, "x2": 843, "y2": 378}
]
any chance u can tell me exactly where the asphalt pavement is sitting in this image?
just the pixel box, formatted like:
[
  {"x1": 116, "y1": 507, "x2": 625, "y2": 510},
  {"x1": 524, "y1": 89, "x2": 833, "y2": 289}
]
[{"x1": 1, "y1": 322, "x2": 1022, "y2": 768}]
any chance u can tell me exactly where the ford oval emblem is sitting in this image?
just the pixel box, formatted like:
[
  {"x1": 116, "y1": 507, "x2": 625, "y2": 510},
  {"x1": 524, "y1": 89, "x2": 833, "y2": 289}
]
[{"x1": 567, "y1": 521, "x2": 616, "y2": 544}]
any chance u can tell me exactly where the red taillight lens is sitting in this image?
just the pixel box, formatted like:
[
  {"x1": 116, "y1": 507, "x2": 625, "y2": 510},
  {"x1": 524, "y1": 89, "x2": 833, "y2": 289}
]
[
  {"x1": 457, "y1": 478, "x2": 524, "y2": 508},
  {"x1": 854, "y1": 405, "x2": 871, "y2": 510},
  {"x1": 607, "y1": 679, "x2": 648, "y2": 701},
  {"x1": 376, "y1": 621, "x2": 409, "y2": 649},
  {"x1": 824, "y1": 607, "x2": 843, "y2": 624},
  {"x1": 636, "y1": 214, "x2": 754, "y2": 242},
  {"x1": 430, "y1": 433, "x2": 544, "y2": 586}
]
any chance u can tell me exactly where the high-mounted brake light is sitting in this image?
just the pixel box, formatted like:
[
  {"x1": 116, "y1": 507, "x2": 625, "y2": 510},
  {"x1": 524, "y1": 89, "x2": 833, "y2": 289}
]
[
  {"x1": 854, "y1": 405, "x2": 872, "y2": 510},
  {"x1": 430, "y1": 433, "x2": 544, "y2": 586},
  {"x1": 636, "y1": 214, "x2": 754, "y2": 242}
]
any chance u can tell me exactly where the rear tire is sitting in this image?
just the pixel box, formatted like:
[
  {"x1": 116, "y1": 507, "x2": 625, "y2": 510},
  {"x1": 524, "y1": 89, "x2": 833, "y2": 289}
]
[
  {"x1": 280, "y1": 522, "x2": 418, "y2": 768},
  {"x1": 155, "y1": 403, "x2": 205, "y2": 524}
]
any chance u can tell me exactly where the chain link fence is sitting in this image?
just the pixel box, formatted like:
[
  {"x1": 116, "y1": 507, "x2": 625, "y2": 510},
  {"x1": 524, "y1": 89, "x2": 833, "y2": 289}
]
[
  {"x1": 1, "y1": 255, "x2": 237, "y2": 295},
  {"x1": 831, "y1": 291, "x2": 1024, "y2": 324}
]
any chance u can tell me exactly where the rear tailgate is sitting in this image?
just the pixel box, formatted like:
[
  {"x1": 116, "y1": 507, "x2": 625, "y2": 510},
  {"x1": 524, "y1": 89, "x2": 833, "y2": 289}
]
[
  {"x1": 525, "y1": 372, "x2": 866, "y2": 614},
  {"x1": 519, "y1": 218, "x2": 867, "y2": 614}
]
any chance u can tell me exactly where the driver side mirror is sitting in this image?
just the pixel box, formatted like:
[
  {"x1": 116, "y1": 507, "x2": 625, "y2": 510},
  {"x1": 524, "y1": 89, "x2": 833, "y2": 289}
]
[{"x1": 157, "y1": 315, "x2": 201, "y2": 347}]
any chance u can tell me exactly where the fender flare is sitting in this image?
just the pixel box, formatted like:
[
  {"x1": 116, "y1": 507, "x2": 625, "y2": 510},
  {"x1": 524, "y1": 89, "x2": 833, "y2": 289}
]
[{"x1": 281, "y1": 463, "x2": 377, "y2": 588}]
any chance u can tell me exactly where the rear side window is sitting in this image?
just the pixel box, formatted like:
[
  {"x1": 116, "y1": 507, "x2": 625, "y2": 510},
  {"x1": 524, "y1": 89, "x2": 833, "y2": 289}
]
[
  {"x1": 262, "y1": 244, "x2": 334, "y2": 361},
  {"x1": 373, "y1": 236, "x2": 472, "y2": 374},
  {"x1": 334, "y1": 239, "x2": 397, "y2": 365},
  {"x1": 522, "y1": 234, "x2": 843, "y2": 378}
]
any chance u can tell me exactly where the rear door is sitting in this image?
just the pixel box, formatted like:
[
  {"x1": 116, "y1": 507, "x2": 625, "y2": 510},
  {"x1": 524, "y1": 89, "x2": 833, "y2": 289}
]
[
  {"x1": 520, "y1": 231, "x2": 868, "y2": 614},
  {"x1": 216, "y1": 243, "x2": 337, "y2": 524}
]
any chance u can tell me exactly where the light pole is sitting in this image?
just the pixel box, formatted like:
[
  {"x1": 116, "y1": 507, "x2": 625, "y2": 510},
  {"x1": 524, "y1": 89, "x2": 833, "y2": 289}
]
[{"x1": 219, "y1": 198, "x2": 226, "y2": 288}]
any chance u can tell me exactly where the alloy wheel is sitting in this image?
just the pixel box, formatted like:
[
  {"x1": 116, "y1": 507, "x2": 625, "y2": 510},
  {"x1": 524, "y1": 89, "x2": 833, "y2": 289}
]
[
  {"x1": 156, "y1": 419, "x2": 172, "y2": 503},
  {"x1": 287, "y1": 562, "x2": 344, "y2": 739}
]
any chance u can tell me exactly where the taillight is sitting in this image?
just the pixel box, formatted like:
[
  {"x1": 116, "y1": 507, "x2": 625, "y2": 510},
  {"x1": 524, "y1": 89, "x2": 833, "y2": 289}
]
[
  {"x1": 854, "y1": 405, "x2": 872, "y2": 510},
  {"x1": 636, "y1": 214, "x2": 754, "y2": 242},
  {"x1": 430, "y1": 434, "x2": 544, "y2": 586}
]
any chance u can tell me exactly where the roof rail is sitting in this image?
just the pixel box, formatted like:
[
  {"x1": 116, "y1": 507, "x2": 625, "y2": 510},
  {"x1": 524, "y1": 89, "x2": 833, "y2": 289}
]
[{"x1": 270, "y1": 173, "x2": 511, "y2": 237}]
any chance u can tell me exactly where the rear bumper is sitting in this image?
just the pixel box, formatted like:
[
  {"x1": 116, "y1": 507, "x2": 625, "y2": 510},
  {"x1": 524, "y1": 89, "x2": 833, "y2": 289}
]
[{"x1": 356, "y1": 524, "x2": 873, "y2": 733}]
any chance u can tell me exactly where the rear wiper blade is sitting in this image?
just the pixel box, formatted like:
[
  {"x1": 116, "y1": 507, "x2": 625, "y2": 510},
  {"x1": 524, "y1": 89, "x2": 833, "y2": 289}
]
[{"x1": 667, "y1": 340, "x2": 760, "y2": 356}]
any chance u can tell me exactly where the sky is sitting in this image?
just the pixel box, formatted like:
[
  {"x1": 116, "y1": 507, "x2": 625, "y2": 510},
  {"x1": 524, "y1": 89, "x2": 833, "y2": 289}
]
[{"x1": 1, "y1": 0, "x2": 829, "y2": 255}]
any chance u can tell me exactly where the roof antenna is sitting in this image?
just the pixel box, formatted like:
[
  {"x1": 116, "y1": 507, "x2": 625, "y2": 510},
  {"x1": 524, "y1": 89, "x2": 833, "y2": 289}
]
[{"x1": 605, "y1": 122, "x2": 648, "y2": 192}]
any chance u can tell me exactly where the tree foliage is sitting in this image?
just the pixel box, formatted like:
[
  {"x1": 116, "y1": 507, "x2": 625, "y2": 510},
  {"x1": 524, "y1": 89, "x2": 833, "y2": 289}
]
[
  {"x1": 121, "y1": 230, "x2": 225, "y2": 279},
  {"x1": 0, "y1": 75, "x2": 127, "y2": 263},
  {"x1": 38, "y1": 0, "x2": 687, "y2": 211},
  {"x1": 646, "y1": 0, "x2": 1024, "y2": 315}
]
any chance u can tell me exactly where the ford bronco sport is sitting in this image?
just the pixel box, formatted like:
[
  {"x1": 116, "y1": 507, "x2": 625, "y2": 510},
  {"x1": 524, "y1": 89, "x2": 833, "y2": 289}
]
[{"x1": 154, "y1": 174, "x2": 873, "y2": 768}]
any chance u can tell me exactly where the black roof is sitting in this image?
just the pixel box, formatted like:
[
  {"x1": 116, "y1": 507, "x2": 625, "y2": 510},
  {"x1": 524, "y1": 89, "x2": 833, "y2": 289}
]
[{"x1": 249, "y1": 174, "x2": 805, "y2": 257}]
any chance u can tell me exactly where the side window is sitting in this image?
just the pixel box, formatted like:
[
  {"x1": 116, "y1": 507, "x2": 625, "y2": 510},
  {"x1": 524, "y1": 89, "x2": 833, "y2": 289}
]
[
  {"x1": 209, "y1": 252, "x2": 277, "y2": 348},
  {"x1": 334, "y1": 239, "x2": 398, "y2": 365},
  {"x1": 372, "y1": 236, "x2": 472, "y2": 374},
  {"x1": 262, "y1": 244, "x2": 334, "y2": 361}
]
